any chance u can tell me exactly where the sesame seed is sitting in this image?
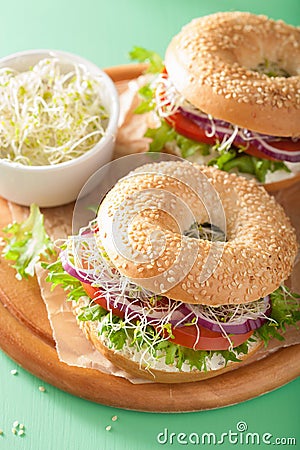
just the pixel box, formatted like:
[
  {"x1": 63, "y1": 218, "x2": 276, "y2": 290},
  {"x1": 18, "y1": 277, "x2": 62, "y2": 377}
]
[
  {"x1": 105, "y1": 425, "x2": 112, "y2": 431},
  {"x1": 18, "y1": 430, "x2": 25, "y2": 436},
  {"x1": 39, "y1": 386, "x2": 46, "y2": 392},
  {"x1": 111, "y1": 415, "x2": 118, "y2": 422},
  {"x1": 10, "y1": 369, "x2": 18, "y2": 375},
  {"x1": 167, "y1": 277, "x2": 175, "y2": 283},
  {"x1": 13, "y1": 421, "x2": 19, "y2": 428}
]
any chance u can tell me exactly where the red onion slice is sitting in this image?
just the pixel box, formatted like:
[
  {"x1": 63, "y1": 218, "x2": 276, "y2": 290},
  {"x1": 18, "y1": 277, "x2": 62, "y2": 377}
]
[
  {"x1": 179, "y1": 107, "x2": 300, "y2": 163},
  {"x1": 185, "y1": 296, "x2": 271, "y2": 334},
  {"x1": 95, "y1": 290, "x2": 194, "y2": 326},
  {"x1": 61, "y1": 248, "x2": 271, "y2": 331},
  {"x1": 60, "y1": 249, "x2": 96, "y2": 283},
  {"x1": 60, "y1": 249, "x2": 194, "y2": 326},
  {"x1": 252, "y1": 138, "x2": 300, "y2": 162}
]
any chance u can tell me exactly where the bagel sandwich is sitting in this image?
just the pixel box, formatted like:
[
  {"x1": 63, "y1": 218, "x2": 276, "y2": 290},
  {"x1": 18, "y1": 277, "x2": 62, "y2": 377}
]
[
  {"x1": 45, "y1": 161, "x2": 300, "y2": 383},
  {"x1": 129, "y1": 12, "x2": 300, "y2": 187}
]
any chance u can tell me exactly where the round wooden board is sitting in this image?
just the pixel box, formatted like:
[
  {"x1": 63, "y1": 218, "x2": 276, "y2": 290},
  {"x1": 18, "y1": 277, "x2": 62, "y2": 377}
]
[{"x1": 0, "y1": 65, "x2": 300, "y2": 412}]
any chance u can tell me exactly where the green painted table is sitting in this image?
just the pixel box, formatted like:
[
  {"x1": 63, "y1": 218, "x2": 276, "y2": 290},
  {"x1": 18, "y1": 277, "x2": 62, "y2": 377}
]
[{"x1": 0, "y1": 0, "x2": 299, "y2": 449}]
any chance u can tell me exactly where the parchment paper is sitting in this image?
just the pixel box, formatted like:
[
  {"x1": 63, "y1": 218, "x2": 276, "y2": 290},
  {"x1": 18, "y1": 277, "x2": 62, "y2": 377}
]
[{"x1": 34, "y1": 264, "x2": 149, "y2": 383}]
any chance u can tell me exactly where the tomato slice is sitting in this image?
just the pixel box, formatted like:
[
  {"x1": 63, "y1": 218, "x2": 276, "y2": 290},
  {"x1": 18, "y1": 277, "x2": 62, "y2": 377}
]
[
  {"x1": 270, "y1": 140, "x2": 300, "y2": 152},
  {"x1": 81, "y1": 282, "x2": 125, "y2": 319},
  {"x1": 165, "y1": 108, "x2": 300, "y2": 162},
  {"x1": 244, "y1": 140, "x2": 300, "y2": 161},
  {"x1": 82, "y1": 282, "x2": 99, "y2": 298},
  {"x1": 170, "y1": 324, "x2": 253, "y2": 351},
  {"x1": 165, "y1": 113, "x2": 216, "y2": 145},
  {"x1": 81, "y1": 282, "x2": 252, "y2": 351},
  {"x1": 161, "y1": 67, "x2": 299, "y2": 158},
  {"x1": 241, "y1": 144, "x2": 277, "y2": 161}
]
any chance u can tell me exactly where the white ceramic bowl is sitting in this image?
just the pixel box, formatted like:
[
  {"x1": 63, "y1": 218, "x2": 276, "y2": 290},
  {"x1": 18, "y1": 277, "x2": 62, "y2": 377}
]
[{"x1": 0, "y1": 50, "x2": 119, "y2": 207}]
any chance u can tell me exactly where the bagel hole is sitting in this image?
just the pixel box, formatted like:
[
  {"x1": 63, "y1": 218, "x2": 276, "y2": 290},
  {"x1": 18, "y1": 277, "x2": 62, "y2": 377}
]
[
  {"x1": 253, "y1": 59, "x2": 292, "y2": 78},
  {"x1": 184, "y1": 222, "x2": 226, "y2": 242}
]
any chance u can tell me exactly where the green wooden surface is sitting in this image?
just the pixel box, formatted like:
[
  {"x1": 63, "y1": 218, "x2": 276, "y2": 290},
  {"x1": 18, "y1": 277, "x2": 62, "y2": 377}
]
[{"x1": 0, "y1": 0, "x2": 299, "y2": 449}]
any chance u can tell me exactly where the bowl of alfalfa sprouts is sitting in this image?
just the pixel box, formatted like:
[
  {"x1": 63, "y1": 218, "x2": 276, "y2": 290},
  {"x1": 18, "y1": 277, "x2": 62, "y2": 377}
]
[{"x1": 0, "y1": 49, "x2": 119, "y2": 207}]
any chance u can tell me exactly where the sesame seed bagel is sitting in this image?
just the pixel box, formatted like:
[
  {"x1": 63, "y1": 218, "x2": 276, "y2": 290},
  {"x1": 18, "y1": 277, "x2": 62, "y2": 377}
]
[
  {"x1": 165, "y1": 12, "x2": 300, "y2": 137},
  {"x1": 97, "y1": 161, "x2": 298, "y2": 306}
]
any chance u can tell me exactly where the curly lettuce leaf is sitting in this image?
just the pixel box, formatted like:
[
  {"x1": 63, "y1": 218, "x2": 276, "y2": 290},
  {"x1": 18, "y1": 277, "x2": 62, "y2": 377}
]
[
  {"x1": 41, "y1": 258, "x2": 86, "y2": 302},
  {"x1": 133, "y1": 84, "x2": 156, "y2": 114},
  {"x1": 144, "y1": 121, "x2": 176, "y2": 152},
  {"x1": 129, "y1": 47, "x2": 163, "y2": 114},
  {"x1": 128, "y1": 46, "x2": 163, "y2": 74},
  {"x1": 256, "y1": 287, "x2": 300, "y2": 346},
  {"x1": 2, "y1": 203, "x2": 54, "y2": 280},
  {"x1": 208, "y1": 148, "x2": 290, "y2": 183},
  {"x1": 145, "y1": 121, "x2": 210, "y2": 158}
]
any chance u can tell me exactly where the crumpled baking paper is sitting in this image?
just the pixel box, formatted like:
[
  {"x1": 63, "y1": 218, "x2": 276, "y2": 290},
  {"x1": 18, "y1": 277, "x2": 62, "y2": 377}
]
[{"x1": 35, "y1": 263, "x2": 149, "y2": 383}]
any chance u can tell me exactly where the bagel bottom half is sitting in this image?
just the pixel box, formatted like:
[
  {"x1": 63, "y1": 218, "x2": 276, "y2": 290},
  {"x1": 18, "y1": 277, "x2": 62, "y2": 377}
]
[{"x1": 72, "y1": 299, "x2": 263, "y2": 384}]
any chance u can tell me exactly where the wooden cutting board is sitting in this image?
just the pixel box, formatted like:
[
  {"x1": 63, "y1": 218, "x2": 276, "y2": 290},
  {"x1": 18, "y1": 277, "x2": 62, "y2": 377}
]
[{"x1": 0, "y1": 64, "x2": 299, "y2": 412}]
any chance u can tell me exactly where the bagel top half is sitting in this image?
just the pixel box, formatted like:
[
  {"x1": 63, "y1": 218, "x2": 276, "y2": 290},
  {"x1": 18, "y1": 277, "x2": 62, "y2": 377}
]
[
  {"x1": 97, "y1": 161, "x2": 298, "y2": 306},
  {"x1": 164, "y1": 12, "x2": 300, "y2": 137}
]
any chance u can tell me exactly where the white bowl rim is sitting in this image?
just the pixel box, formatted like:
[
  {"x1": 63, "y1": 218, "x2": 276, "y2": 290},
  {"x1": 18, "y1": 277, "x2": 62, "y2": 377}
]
[{"x1": 0, "y1": 49, "x2": 119, "y2": 172}]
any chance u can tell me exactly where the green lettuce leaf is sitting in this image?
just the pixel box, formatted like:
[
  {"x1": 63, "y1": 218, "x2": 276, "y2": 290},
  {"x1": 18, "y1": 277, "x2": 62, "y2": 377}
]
[
  {"x1": 42, "y1": 259, "x2": 86, "y2": 302},
  {"x1": 78, "y1": 304, "x2": 107, "y2": 321},
  {"x1": 144, "y1": 121, "x2": 176, "y2": 152},
  {"x1": 208, "y1": 148, "x2": 290, "y2": 183},
  {"x1": 2, "y1": 203, "x2": 54, "y2": 280},
  {"x1": 129, "y1": 47, "x2": 163, "y2": 114},
  {"x1": 133, "y1": 84, "x2": 156, "y2": 114},
  {"x1": 128, "y1": 46, "x2": 163, "y2": 74},
  {"x1": 256, "y1": 287, "x2": 300, "y2": 346},
  {"x1": 145, "y1": 121, "x2": 210, "y2": 158}
]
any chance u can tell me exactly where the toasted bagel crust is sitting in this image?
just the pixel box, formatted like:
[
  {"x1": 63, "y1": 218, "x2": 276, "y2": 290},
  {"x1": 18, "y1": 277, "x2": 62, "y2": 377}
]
[
  {"x1": 97, "y1": 161, "x2": 298, "y2": 306},
  {"x1": 165, "y1": 12, "x2": 300, "y2": 137}
]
